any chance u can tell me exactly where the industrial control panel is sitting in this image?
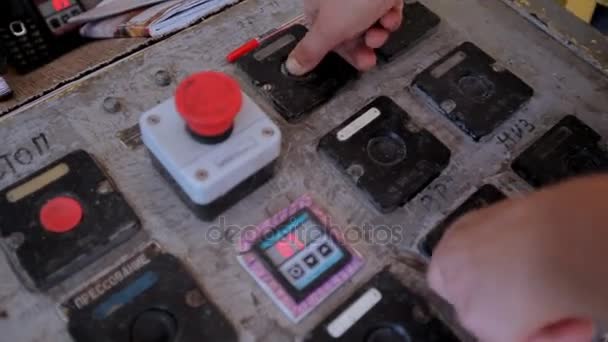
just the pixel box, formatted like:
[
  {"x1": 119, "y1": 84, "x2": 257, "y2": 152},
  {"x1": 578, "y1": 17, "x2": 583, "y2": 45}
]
[{"x1": 1, "y1": 0, "x2": 608, "y2": 341}]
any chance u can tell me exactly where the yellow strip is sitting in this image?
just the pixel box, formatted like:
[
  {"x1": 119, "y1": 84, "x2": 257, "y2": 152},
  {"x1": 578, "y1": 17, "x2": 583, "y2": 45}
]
[
  {"x1": 564, "y1": 0, "x2": 597, "y2": 23},
  {"x1": 6, "y1": 163, "x2": 69, "y2": 203}
]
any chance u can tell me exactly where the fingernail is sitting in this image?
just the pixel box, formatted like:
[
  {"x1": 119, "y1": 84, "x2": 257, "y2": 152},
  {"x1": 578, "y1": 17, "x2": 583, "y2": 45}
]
[{"x1": 285, "y1": 56, "x2": 307, "y2": 76}]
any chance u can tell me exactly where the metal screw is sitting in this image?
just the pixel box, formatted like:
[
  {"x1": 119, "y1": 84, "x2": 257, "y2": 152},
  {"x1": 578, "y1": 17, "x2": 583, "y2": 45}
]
[
  {"x1": 262, "y1": 127, "x2": 275, "y2": 137},
  {"x1": 440, "y1": 99, "x2": 456, "y2": 113},
  {"x1": 6, "y1": 232, "x2": 24, "y2": 249},
  {"x1": 147, "y1": 115, "x2": 160, "y2": 125},
  {"x1": 185, "y1": 289, "x2": 206, "y2": 308},
  {"x1": 102, "y1": 97, "x2": 121, "y2": 113},
  {"x1": 347, "y1": 164, "x2": 364, "y2": 180},
  {"x1": 412, "y1": 305, "x2": 431, "y2": 324},
  {"x1": 492, "y1": 63, "x2": 505, "y2": 73},
  {"x1": 195, "y1": 169, "x2": 209, "y2": 181},
  {"x1": 154, "y1": 70, "x2": 172, "y2": 87},
  {"x1": 262, "y1": 84, "x2": 273, "y2": 92},
  {"x1": 97, "y1": 180, "x2": 113, "y2": 194}
]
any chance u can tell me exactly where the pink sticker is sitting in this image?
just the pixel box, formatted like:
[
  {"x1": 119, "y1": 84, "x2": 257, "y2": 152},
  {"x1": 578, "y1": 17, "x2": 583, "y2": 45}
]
[{"x1": 236, "y1": 194, "x2": 364, "y2": 322}]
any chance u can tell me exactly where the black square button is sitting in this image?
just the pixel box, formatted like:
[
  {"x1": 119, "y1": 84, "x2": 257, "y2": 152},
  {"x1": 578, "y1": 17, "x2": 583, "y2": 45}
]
[
  {"x1": 237, "y1": 24, "x2": 358, "y2": 122},
  {"x1": 419, "y1": 185, "x2": 506, "y2": 257},
  {"x1": 512, "y1": 115, "x2": 608, "y2": 188},
  {"x1": 0, "y1": 150, "x2": 139, "y2": 290},
  {"x1": 318, "y1": 243, "x2": 333, "y2": 257},
  {"x1": 376, "y1": 2, "x2": 440, "y2": 63},
  {"x1": 304, "y1": 254, "x2": 319, "y2": 268},
  {"x1": 49, "y1": 18, "x2": 61, "y2": 29},
  {"x1": 413, "y1": 42, "x2": 534, "y2": 141},
  {"x1": 318, "y1": 96, "x2": 451, "y2": 213},
  {"x1": 64, "y1": 244, "x2": 238, "y2": 342},
  {"x1": 305, "y1": 270, "x2": 460, "y2": 341}
]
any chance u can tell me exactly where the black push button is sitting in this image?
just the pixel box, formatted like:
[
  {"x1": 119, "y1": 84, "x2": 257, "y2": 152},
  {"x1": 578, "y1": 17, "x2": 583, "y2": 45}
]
[
  {"x1": 305, "y1": 270, "x2": 460, "y2": 341},
  {"x1": 366, "y1": 325, "x2": 411, "y2": 342},
  {"x1": 64, "y1": 245, "x2": 238, "y2": 342},
  {"x1": 0, "y1": 150, "x2": 140, "y2": 290},
  {"x1": 131, "y1": 309, "x2": 178, "y2": 342},
  {"x1": 512, "y1": 115, "x2": 608, "y2": 188},
  {"x1": 50, "y1": 18, "x2": 61, "y2": 29}
]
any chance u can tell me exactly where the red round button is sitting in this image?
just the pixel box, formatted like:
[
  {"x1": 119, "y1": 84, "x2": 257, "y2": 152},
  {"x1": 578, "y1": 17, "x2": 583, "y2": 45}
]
[
  {"x1": 39, "y1": 196, "x2": 83, "y2": 233},
  {"x1": 175, "y1": 71, "x2": 243, "y2": 137}
]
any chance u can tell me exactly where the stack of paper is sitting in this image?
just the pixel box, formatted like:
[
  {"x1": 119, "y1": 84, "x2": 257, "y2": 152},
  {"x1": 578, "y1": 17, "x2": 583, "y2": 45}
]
[{"x1": 71, "y1": 0, "x2": 240, "y2": 38}]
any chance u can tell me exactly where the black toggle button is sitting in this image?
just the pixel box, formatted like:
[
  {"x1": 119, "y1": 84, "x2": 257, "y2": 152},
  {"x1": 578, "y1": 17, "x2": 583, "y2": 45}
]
[
  {"x1": 131, "y1": 309, "x2": 178, "y2": 342},
  {"x1": 366, "y1": 325, "x2": 411, "y2": 342}
]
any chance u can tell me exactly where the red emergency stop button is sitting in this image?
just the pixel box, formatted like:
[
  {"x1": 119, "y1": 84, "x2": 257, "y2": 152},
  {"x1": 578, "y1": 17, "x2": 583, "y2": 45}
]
[
  {"x1": 40, "y1": 196, "x2": 83, "y2": 233},
  {"x1": 175, "y1": 71, "x2": 243, "y2": 138}
]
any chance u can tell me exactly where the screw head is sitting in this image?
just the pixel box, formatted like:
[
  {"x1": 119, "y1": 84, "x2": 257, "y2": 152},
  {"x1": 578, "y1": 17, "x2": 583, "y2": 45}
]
[
  {"x1": 154, "y1": 70, "x2": 172, "y2": 87},
  {"x1": 412, "y1": 305, "x2": 431, "y2": 324},
  {"x1": 185, "y1": 289, "x2": 206, "y2": 308},
  {"x1": 492, "y1": 63, "x2": 505, "y2": 73},
  {"x1": 262, "y1": 127, "x2": 275, "y2": 137},
  {"x1": 195, "y1": 169, "x2": 209, "y2": 181},
  {"x1": 440, "y1": 99, "x2": 456, "y2": 113},
  {"x1": 347, "y1": 164, "x2": 365, "y2": 180},
  {"x1": 147, "y1": 115, "x2": 160, "y2": 125},
  {"x1": 6, "y1": 232, "x2": 24, "y2": 249},
  {"x1": 102, "y1": 97, "x2": 121, "y2": 113},
  {"x1": 97, "y1": 180, "x2": 113, "y2": 194}
]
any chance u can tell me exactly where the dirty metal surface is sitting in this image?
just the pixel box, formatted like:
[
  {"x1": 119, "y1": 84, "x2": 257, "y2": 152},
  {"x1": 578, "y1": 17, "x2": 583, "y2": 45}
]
[
  {"x1": 501, "y1": 0, "x2": 608, "y2": 77},
  {"x1": 0, "y1": 0, "x2": 608, "y2": 341}
]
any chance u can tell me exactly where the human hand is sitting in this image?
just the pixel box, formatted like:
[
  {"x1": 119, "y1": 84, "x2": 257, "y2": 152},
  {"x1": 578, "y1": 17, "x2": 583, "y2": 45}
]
[
  {"x1": 285, "y1": 0, "x2": 404, "y2": 76},
  {"x1": 427, "y1": 176, "x2": 608, "y2": 342}
]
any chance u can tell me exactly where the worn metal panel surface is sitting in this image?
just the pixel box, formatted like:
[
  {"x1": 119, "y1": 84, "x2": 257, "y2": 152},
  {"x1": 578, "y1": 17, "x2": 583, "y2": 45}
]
[
  {"x1": 1, "y1": 0, "x2": 607, "y2": 341},
  {"x1": 501, "y1": 0, "x2": 608, "y2": 76}
]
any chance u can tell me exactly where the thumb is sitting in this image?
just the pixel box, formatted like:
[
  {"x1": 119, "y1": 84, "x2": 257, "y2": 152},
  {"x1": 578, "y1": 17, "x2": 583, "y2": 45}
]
[{"x1": 286, "y1": 23, "x2": 339, "y2": 76}]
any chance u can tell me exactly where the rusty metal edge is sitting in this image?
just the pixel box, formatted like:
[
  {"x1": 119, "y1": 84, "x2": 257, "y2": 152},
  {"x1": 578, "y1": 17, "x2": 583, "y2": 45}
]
[{"x1": 501, "y1": 0, "x2": 608, "y2": 77}]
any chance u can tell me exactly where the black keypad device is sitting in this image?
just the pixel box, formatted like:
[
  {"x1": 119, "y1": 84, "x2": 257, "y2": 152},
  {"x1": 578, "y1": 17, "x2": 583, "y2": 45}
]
[
  {"x1": 512, "y1": 115, "x2": 608, "y2": 188},
  {"x1": 413, "y1": 42, "x2": 534, "y2": 141},
  {"x1": 318, "y1": 96, "x2": 451, "y2": 213},
  {"x1": 376, "y1": 2, "x2": 441, "y2": 63},
  {"x1": 305, "y1": 270, "x2": 460, "y2": 341},
  {"x1": 0, "y1": 150, "x2": 140, "y2": 290},
  {"x1": 237, "y1": 24, "x2": 358, "y2": 122},
  {"x1": 64, "y1": 244, "x2": 238, "y2": 342},
  {"x1": 0, "y1": 0, "x2": 84, "y2": 72}
]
